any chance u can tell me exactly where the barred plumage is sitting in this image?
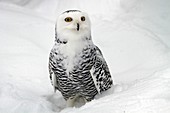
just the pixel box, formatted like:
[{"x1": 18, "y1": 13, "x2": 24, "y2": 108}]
[{"x1": 48, "y1": 10, "x2": 113, "y2": 107}]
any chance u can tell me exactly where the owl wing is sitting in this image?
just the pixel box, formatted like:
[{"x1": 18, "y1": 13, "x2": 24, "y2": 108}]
[
  {"x1": 49, "y1": 49, "x2": 59, "y2": 92},
  {"x1": 90, "y1": 46, "x2": 113, "y2": 94}
]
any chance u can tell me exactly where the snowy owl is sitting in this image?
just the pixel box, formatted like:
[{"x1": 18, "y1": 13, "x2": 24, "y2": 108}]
[{"x1": 49, "y1": 10, "x2": 113, "y2": 107}]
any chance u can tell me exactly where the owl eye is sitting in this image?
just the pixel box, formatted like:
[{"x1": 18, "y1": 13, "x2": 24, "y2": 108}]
[
  {"x1": 81, "y1": 16, "x2": 85, "y2": 21},
  {"x1": 65, "y1": 17, "x2": 73, "y2": 22}
]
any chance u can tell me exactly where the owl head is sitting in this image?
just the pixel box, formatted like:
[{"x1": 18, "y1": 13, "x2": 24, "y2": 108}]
[{"x1": 56, "y1": 10, "x2": 91, "y2": 41}]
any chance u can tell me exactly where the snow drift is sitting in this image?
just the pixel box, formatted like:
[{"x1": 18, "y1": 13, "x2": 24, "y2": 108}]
[{"x1": 0, "y1": 0, "x2": 170, "y2": 113}]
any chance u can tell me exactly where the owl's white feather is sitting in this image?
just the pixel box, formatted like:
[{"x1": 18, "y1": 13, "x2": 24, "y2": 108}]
[
  {"x1": 49, "y1": 10, "x2": 113, "y2": 107},
  {"x1": 56, "y1": 11, "x2": 92, "y2": 76}
]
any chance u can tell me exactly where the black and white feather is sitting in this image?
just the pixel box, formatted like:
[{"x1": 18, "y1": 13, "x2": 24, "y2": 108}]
[{"x1": 49, "y1": 10, "x2": 113, "y2": 107}]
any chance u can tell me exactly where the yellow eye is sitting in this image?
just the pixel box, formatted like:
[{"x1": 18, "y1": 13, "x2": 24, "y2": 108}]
[
  {"x1": 81, "y1": 16, "x2": 85, "y2": 21},
  {"x1": 64, "y1": 17, "x2": 73, "y2": 22}
]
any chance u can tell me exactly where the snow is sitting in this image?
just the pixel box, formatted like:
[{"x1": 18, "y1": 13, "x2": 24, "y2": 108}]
[{"x1": 0, "y1": 0, "x2": 170, "y2": 113}]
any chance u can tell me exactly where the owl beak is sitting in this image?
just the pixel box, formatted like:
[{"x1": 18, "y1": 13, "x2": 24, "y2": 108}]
[{"x1": 77, "y1": 23, "x2": 80, "y2": 31}]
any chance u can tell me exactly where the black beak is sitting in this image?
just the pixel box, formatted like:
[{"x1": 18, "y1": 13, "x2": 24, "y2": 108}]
[{"x1": 77, "y1": 23, "x2": 79, "y2": 31}]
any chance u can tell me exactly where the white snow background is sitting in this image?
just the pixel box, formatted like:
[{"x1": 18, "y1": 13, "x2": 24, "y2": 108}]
[{"x1": 0, "y1": 0, "x2": 170, "y2": 113}]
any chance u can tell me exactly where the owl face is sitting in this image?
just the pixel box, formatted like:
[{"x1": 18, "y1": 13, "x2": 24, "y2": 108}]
[{"x1": 56, "y1": 10, "x2": 91, "y2": 36}]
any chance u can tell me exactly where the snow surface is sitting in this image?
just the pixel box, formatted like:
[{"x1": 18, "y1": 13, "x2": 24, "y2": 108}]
[{"x1": 0, "y1": 0, "x2": 170, "y2": 113}]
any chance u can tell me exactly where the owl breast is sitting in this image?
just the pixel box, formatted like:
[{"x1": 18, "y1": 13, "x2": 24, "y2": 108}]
[
  {"x1": 59, "y1": 40, "x2": 91, "y2": 74},
  {"x1": 54, "y1": 42, "x2": 98, "y2": 101}
]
